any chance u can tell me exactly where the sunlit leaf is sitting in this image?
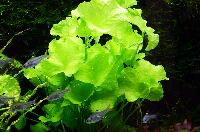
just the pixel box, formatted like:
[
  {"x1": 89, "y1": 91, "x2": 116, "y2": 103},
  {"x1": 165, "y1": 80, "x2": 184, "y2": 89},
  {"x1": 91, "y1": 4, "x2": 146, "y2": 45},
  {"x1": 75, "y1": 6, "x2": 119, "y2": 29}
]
[
  {"x1": 0, "y1": 75, "x2": 21, "y2": 101},
  {"x1": 50, "y1": 17, "x2": 79, "y2": 37},
  {"x1": 116, "y1": 0, "x2": 137, "y2": 8},
  {"x1": 39, "y1": 103, "x2": 63, "y2": 123},
  {"x1": 74, "y1": 44, "x2": 121, "y2": 89},
  {"x1": 118, "y1": 59, "x2": 168, "y2": 101},
  {"x1": 73, "y1": 0, "x2": 130, "y2": 36},
  {"x1": 90, "y1": 90, "x2": 118, "y2": 112},
  {"x1": 64, "y1": 80, "x2": 95, "y2": 104}
]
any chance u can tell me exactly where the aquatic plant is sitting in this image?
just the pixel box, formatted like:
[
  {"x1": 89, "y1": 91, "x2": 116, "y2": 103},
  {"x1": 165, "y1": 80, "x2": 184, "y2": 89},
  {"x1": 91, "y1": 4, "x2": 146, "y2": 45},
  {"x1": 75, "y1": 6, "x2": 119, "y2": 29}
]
[
  {"x1": 0, "y1": 0, "x2": 168, "y2": 131},
  {"x1": 23, "y1": 0, "x2": 168, "y2": 129},
  {"x1": 0, "y1": 74, "x2": 47, "y2": 131}
]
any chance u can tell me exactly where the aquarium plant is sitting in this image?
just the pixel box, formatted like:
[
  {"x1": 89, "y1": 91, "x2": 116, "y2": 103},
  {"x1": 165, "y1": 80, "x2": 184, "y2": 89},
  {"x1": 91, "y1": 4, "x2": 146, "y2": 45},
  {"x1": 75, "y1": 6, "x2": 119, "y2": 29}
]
[{"x1": 0, "y1": 0, "x2": 168, "y2": 131}]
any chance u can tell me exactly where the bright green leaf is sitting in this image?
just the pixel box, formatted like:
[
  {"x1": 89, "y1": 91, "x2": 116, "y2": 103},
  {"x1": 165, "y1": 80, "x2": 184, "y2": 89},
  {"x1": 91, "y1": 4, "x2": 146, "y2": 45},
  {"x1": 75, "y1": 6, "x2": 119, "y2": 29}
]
[
  {"x1": 74, "y1": 44, "x2": 115, "y2": 86},
  {"x1": 23, "y1": 37, "x2": 85, "y2": 83},
  {"x1": 47, "y1": 72, "x2": 69, "y2": 87},
  {"x1": 50, "y1": 17, "x2": 79, "y2": 37},
  {"x1": 44, "y1": 37, "x2": 85, "y2": 76},
  {"x1": 118, "y1": 59, "x2": 168, "y2": 102},
  {"x1": 76, "y1": 18, "x2": 92, "y2": 37},
  {"x1": 74, "y1": 0, "x2": 130, "y2": 36},
  {"x1": 116, "y1": 0, "x2": 137, "y2": 8},
  {"x1": 64, "y1": 80, "x2": 95, "y2": 104},
  {"x1": 146, "y1": 83, "x2": 164, "y2": 101},
  {"x1": 61, "y1": 99, "x2": 71, "y2": 107},
  {"x1": 145, "y1": 27, "x2": 159, "y2": 51},
  {"x1": 90, "y1": 90, "x2": 118, "y2": 112},
  {"x1": 39, "y1": 103, "x2": 63, "y2": 123},
  {"x1": 75, "y1": 44, "x2": 124, "y2": 91},
  {"x1": 0, "y1": 75, "x2": 21, "y2": 100}
]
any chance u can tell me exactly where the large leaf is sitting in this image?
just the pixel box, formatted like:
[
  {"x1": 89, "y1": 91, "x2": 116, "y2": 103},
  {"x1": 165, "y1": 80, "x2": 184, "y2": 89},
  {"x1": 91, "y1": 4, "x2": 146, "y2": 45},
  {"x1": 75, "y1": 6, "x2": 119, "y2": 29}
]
[
  {"x1": 72, "y1": 0, "x2": 130, "y2": 37},
  {"x1": 74, "y1": 44, "x2": 114, "y2": 86},
  {"x1": 89, "y1": 89, "x2": 119, "y2": 112},
  {"x1": 128, "y1": 8, "x2": 159, "y2": 51},
  {"x1": 25, "y1": 37, "x2": 85, "y2": 79},
  {"x1": 39, "y1": 103, "x2": 63, "y2": 123},
  {"x1": 42, "y1": 37, "x2": 85, "y2": 77},
  {"x1": 23, "y1": 69, "x2": 69, "y2": 92},
  {"x1": 50, "y1": 17, "x2": 79, "y2": 37},
  {"x1": 0, "y1": 75, "x2": 21, "y2": 100},
  {"x1": 74, "y1": 44, "x2": 124, "y2": 91},
  {"x1": 118, "y1": 59, "x2": 168, "y2": 102},
  {"x1": 64, "y1": 80, "x2": 95, "y2": 104}
]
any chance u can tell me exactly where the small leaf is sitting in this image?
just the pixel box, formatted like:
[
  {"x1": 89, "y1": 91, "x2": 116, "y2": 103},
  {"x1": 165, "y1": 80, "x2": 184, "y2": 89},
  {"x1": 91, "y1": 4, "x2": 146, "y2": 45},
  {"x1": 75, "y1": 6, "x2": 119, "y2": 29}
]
[
  {"x1": 145, "y1": 27, "x2": 159, "y2": 51},
  {"x1": 30, "y1": 122, "x2": 49, "y2": 132},
  {"x1": 61, "y1": 99, "x2": 71, "y2": 107},
  {"x1": 15, "y1": 115, "x2": 26, "y2": 130},
  {"x1": 64, "y1": 80, "x2": 95, "y2": 104},
  {"x1": 39, "y1": 103, "x2": 63, "y2": 123},
  {"x1": 128, "y1": 9, "x2": 159, "y2": 51},
  {"x1": 47, "y1": 72, "x2": 69, "y2": 87},
  {"x1": 38, "y1": 116, "x2": 49, "y2": 123},
  {"x1": 116, "y1": 0, "x2": 137, "y2": 8},
  {"x1": 50, "y1": 17, "x2": 78, "y2": 37}
]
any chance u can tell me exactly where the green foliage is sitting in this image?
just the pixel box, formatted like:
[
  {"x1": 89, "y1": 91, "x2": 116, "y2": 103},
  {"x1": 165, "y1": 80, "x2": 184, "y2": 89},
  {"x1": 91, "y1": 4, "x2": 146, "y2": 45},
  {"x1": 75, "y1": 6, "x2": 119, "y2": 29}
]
[
  {"x1": 39, "y1": 102, "x2": 81, "y2": 129},
  {"x1": 61, "y1": 104, "x2": 80, "y2": 129},
  {"x1": 39, "y1": 103, "x2": 63, "y2": 123},
  {"x1": 64, "y1": 80, "x2": 95, "y2": 105},
  {"x1": 0, "y1": 0, "x2": 168, "y2": 130},
  {"x1": 118, "y1": 59, "x2": 167, "y2": 102},
  {"x1": 30, "y1": 122, "x2": 49, "y2": 132},
  {"x1": 0, "y1": 75, "x2": 21, "y2": 101},
  {"x1": 22, "y1": 0, "x2": 168, "y2": 129}
]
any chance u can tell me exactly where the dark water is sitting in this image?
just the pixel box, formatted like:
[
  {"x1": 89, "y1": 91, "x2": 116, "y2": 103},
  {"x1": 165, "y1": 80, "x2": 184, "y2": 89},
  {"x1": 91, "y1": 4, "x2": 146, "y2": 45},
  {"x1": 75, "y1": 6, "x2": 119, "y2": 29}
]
[{"x1": 137, "y1": 0, "x2": 200, "y2": 127}]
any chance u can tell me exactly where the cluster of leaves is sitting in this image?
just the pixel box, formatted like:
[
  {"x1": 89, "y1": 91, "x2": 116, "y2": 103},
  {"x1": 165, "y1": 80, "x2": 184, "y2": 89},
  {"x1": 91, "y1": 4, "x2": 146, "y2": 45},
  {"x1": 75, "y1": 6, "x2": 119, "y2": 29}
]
[
  {"x1": 0, "y1": 69, "x2": 48, "y2": 131},
  {"x1": 24, "y1": 0, "x2": 168, "y2": 129},
  {"x1": 0, "y1": 0, "x2": 168, "y2": 131}
]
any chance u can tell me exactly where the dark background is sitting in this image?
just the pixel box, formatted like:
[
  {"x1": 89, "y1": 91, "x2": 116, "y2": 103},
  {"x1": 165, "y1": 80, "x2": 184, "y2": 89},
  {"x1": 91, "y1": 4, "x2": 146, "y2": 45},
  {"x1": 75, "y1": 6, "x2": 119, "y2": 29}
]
[
  {"x1": 0, "y1": 0, "x2": 200, "y2": 129},
  {"x1": 137, "y1": 0, "x2": 200, "y2": 128}
]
